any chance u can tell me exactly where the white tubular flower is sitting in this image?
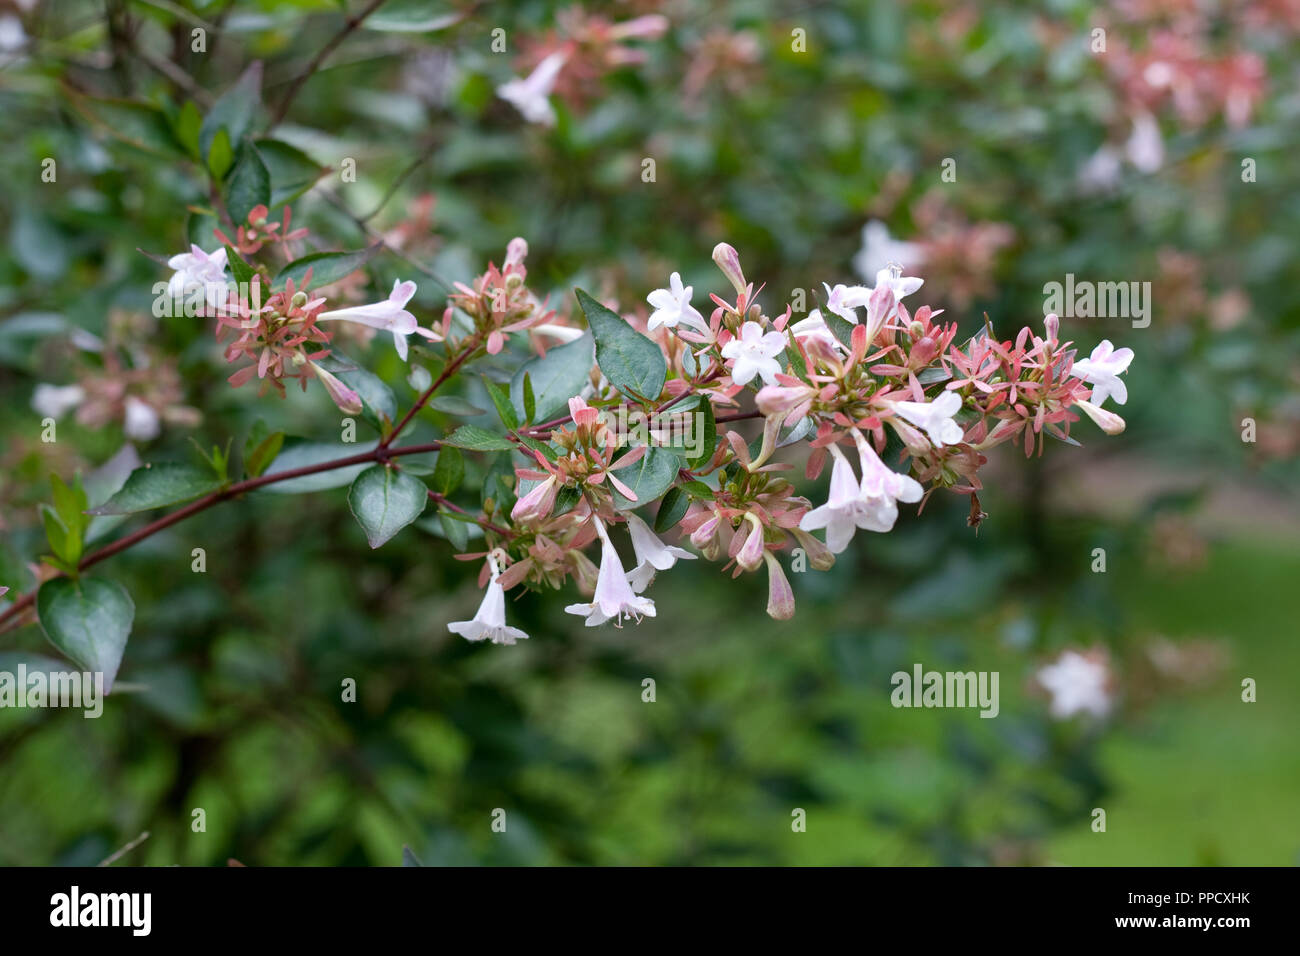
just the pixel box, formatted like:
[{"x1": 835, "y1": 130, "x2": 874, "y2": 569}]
[
  {"x1": 799, "y1": 432, "x2": 922, "y2": 553},
  {"x1": 448, "y1": 551, "x2": 530, "y2": 646},
  {"x1": 721, "y1": 320, "x2": 786, "y2": 386},
  {"x1": 890, "y1": 390, "x2": 965, "y2": 447},
  {"x1": 497, "y1": 51, "x2": 568, "y2": 126},
  {"x1": 1069, "y1": 339, "x2": 1134, "y2": 407},
  {"x1": 625, "y1": 513, "x2": 696, "y2": 593},
  {"x1": 565, "y1": 518, "x2": 656, "y2": 626},
  {"x1": 167, "y1": 244, "x2": 229, "y2": 310},
  {"x1": 318, "y1": 279, "x2": 423, "y2": 360},
  {"x1": 647, "y1": 272, "x2": 708, "y2": 333}
]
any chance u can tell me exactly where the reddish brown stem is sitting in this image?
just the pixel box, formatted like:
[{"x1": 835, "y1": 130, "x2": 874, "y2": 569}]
[{"x1": 0, "y1": 441, "x2": 441, "y2": 635}]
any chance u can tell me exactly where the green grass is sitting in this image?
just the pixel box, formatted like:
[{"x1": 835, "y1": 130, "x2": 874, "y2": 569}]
[{"x1": 1047, "y1": 540, "x2": 1300, "y2": 865}]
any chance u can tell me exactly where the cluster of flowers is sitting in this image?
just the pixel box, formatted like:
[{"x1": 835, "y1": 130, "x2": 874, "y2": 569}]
[{"x1": 447, "y1": 242, "x2": 1134, "y2": 646}]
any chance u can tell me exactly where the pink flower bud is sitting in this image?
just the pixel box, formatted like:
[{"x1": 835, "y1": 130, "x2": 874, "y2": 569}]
[
  {"x1": 756, "y1": 383, "x2": 814, "y2": 423},
  {"x1": 791, "y1": 528, "x2": 835, "y2": 571},
  {"x1": 763, "y1": 551, "x2": 795, "y2": 620},
  {"x1": 505, "y1": 237, "x2": 529, "y2": 268},
  {"x1": 711, "y1": 242, "x2": 747, "y2": 295},
  {"x1": 1044, "y1": 312, "x2": 1060, "y2": 344},
  {"x1": 735, "y1": 513, "x2": 766, "y2": 571},
  {"x1": 511, "y1": 474, "x2": 558, "y2": 521},
  {"x1": 1074, "y1": 399, "x2": 1126, "y2": 435}
]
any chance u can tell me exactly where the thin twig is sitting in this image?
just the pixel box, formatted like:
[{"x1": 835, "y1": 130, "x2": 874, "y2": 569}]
[
  {"x1": 0, "y1": 440, "x2": 442, "y2": 635},
  {"x1": 98, "y1": 830, "x2": 150, "y2": 867},
  {"x1": 269, "y1": 0, "x2": 390, "y2": 128}
]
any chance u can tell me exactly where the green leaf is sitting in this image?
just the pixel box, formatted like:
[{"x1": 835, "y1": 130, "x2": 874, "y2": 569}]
[
  {"x1": 431, "y1": 446, "x2": 464, "y2": 496},
  {"x1": 50, "y1": 474, "x2": 88, "y2": 540},
  {"x1": 277, "y1": 245, "x2": 382, "y2": 290},
  {"x1": 611, "y1": 446, "x2": 680, "y2": 510},
  {"x1": 366, "y1": 0, "x2": 461, "y2": 32},
  {"x1": 224, "y1": 244, "x2": 257, "y2": 289},
  {"x1": 347, "y1": 466, "x2": 428, "y2": 548},
  {"x1": 688, "y1": 399, "x2": 717, "y2": 470},
  {"x1": 200, "y1": 61, "x2": 262, "y2": 168},
  {"x1": 575, "y1": 290, "x2": 666, "y2": 402},
  {"x1": 509, "y1": 332, "x2": 593, "y2": 423},
  {"x1": 37, "y1": 577, "x2": 134, "y2": 692},
  {"x1": 207, "y1": 128, "x2": 234, "y2": 179},
  {"x1": 174, "y1": 100, "x2": 203, "y2": 159},
  {"x1": 87, "y1": 463, "x2": 223, "y2": 515},
  {"x1": 243, "y1": 422, "x2": 285, "y2": 479},
  {"x1": 442, "y1": 425, "x2": 517, "y2": 452},
  {"x1": 482, "y1": 377, "x2": 518, "y2": 430},
  {"x1": 259, "y1": 440, "x2": 378, "y2": 494},
  {"x1": 654, "y1": 486, "x2": 690, "y2": 533},
  {"x1": 428, "y1": 395, "x2": 487, "y2": 416},
  {"x1": 521, "y1": 372, "x2": 536, "y2": 424},
  {"x1": 824, "y1": 311, "x2": 857, "y2": 350},
  {"x1": 254, "y1": 138, "x2": 328, "y2": 207},
  {"x1": 225, "y1": 143, "x2": 271, "y2": 225},
  {"x1": 439, "y1": 512, "x2": 469, "y2": 551},
  {"x1": 682, "y1": 479, "x2": 714, "y2": 499},
  {"x1": 41, "y1": 505, "x2": 77, "y2": 570}
]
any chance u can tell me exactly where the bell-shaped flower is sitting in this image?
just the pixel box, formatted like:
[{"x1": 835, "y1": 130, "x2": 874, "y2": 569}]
[
  {"x1": 497, "y1": 51, "x2": 568, "y2": 126},
  {"x1": 167, "y1": 244, "x2": 229, "y2": 310},
  {"x1": 1069, "y1": 339, "x2": 1134, "y2": 406},
  {"x1": 821, "y1": 282, "x2": 872, "y2": 325},
  {"x1": 890, "y1": 390, "x2": 965, "y2": 447},
  {"x1": 448, "y1": 552, "x2": 530, "y2": 645},
  {"x1": 625, "y1": 513, "x2": 695, "y2": 593},
  {"x1": 318, "y1": 279, "x2": 427, "y2": 360},
  {"x1": 799, "y1": 433, "x2": 922, "y2": 552},
  {"x1": 647, "y1": 272, "x2": 707, "y2": 333},
  {"x1": 565, "y1": 518, "x2": 656, "y2": 626},
  {"x1": 870, "y1": 265, "x2": 923, "y2": 303},
  {"x1": 511, "y1": 473, "x2": 559, "y2": 522},
  {"x1": 721, "y1": 321, "x2": 786, "y2": 386}
]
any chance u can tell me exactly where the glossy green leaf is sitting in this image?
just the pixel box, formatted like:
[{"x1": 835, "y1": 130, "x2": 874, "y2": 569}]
[
  {"x1": 575, "y1": 290, "x2": 665, "y2": 402},
  {"x1": 347, "y1": 465, "x2": 428, "y2": 548},
  {"x1": 37, "y1": 577, "x2": 134, "y2": 692},
  {"x1": 87, "y1": 463, "x2": 223, "y2": 515}
]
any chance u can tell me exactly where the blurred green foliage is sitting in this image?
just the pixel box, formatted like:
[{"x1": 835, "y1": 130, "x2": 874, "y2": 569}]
[{"x1": 1, "y1": 0, "x2": 1298, "y2": 864}]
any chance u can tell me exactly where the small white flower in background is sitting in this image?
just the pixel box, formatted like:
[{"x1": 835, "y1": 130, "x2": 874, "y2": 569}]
[
  {"x1": 721, "y1": 320, "x2": 786, "y2": 386},
  {"x1": 1078, "y1": 145, "x2": 1123, "y2": 192},
  {"x1": 871, "y1": 265, "x2": 923, "y2": 303},
  {"x1": 31, "y1": 383, "x2": 85, "y2": 419},
  {"x1": 853, "y1": 219, "x2": 925, "y2": 284},
  {"x1": 822, "y1": 282, "x2": 871, "y2": 324},
  {"x1": 625, "y1": 513, "x2": 696, "y2": 593},
  {"x1": 1036, "y1": 649, "x2": 1113, "y2": 719},
  {"x1": 565, "y1": 518, "x2": 656, "y2": 626},
  {"x1": 1069, "y1": 339, "x2": 1134, "y2": 406},
  {"x1": 799, "y1": 433, "x2": 922, "y2": 552},
  {"x1": 167, "y1": 244, "x2": 229, "y2": 310},
  {"x1": 0, "y1": 14, "x2": 27, "y2": 56},
  {"x1": 448, "y1": 551, "x2": 530, "y2": 646},
  {"x1": 497, "y1": 51, "x2": 568, "y2": 126},
  {"x1": 646, "y1": 272, "x2": 708, "y2": 333},
  {"x1": 1125, "y1": 110, "x2": 1164, "y2": 173},
  {"x1": 318, "y1": 279, "x2": 431, "y2": 360},
  {"x1": 890, "y1": 390, "x2": 964, "y2": 447},
  {"x1": 122, "y1": 396, "x2": 161, "y2": 441}
]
